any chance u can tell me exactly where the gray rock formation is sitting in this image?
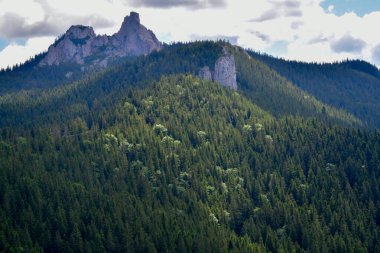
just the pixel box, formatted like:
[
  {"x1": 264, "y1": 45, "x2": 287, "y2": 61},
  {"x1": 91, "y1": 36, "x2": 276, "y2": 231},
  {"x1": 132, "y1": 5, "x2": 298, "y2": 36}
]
[
  {"x1": 40, "y1": 25, "x2": 97, "y2": 66},
  {"x1": 198, "y1": 49, "x2": 237, "y2": 90},
  {"x1": 39, "y1": 12, "x2": 162, "y2": 67},
  {"x1": 109, "y1": 12, "x2": 161, "y2": 57},
  {"x1": 198, "y1": 66, "x2": 212, "y2": 81},
  {"x1": 213, "y1": 54, "x2": 237, "y2": 90}
]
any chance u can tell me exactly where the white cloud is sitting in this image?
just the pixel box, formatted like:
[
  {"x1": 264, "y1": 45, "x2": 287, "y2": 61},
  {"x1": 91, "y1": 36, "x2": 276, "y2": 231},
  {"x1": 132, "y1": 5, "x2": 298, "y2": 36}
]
[
  {"x1": 327, "y1": 5, "x2": 334, "y2": 13},
  {"x1": 372, "y1": 44, "x2": 380, "y2": 65},
  {"x1": 331, "y1": 34, "x2": 366, "y2": 54},
  {"x1": 126, "y1": 0, "x2": 226, "y2": 9},
  {"x1": 0, "y1": 37, "x2": 54, "y2": 69},
  {"x1": 0, "y1": 0, "x2": 45, "y2": 23},
  {"x1": 0, "y1": 0, "x2": 379, "y2": 68}
]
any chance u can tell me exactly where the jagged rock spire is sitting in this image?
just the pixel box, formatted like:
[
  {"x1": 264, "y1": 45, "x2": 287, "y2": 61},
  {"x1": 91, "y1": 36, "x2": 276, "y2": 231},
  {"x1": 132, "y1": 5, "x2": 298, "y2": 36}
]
[{"x1": 39, "y1": 12, "x2": 162, "y2": 67}]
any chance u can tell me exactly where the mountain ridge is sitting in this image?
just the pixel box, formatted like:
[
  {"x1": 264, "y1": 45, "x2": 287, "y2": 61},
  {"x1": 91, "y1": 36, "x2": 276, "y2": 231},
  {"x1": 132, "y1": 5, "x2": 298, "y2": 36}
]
[
  {"x1": 0, "y1": 12, "x2": 376, "y2": 128},
  {"x1": 0, "y1": 41, "x2": 362, "y2": 130}
]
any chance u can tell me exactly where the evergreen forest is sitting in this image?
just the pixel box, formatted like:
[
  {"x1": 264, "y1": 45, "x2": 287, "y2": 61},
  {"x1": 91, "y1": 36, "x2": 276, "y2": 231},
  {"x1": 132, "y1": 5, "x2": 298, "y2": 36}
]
[{"x1": 0, "y1": 41, "x2": 379, "y2": 252}]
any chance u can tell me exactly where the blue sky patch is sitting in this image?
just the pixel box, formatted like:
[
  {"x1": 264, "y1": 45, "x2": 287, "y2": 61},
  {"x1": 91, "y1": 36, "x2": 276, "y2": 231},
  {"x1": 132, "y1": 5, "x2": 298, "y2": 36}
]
[
  {"x1": 0, "y1": 39, "x2": 8, "y2": 51},
  {"x1": 321, "y1": 0, "x2": 380, "y2": 17},
  {"x1": 266, "y1": 40, "x2": 288, "y2": 57},
  {"x1": 0, "y1": 38, "x2": 28, "y2": 52},
  {"x1": 15, "y1": 39, "x2": 27, "y2": 46}
]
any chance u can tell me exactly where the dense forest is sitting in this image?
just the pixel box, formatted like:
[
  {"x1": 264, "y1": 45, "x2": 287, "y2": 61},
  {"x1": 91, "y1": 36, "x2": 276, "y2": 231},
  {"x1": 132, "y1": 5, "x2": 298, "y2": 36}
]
[
  {"x1": 0, "y1": 41, "x2": 380, "y2": 252},
  {"x1": 249, "y1": 52, "x2": 380, "y2": 127},
  {"x1": 1, "y1": 74, "x2": 380, "y2": 252}
]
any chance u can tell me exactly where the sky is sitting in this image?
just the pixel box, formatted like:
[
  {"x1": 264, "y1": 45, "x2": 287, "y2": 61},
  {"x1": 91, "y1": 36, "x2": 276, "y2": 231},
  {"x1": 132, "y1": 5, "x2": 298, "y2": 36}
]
[{"x1": 0, "y1": 0, "x2": 379, "y2": 69}]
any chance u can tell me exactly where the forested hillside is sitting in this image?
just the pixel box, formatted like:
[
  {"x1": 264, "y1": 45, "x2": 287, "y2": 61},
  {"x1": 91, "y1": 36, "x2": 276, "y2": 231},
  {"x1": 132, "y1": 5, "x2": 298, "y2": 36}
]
[
  {"x1": 1, "y1": 75, "x2": 379, "y2": 252},
  {"x1": 0, "y1": 42, "x2": 361, "y2": 130},
  {"x1": 250, "y1": 52, "x2": 380, "y2": 127}
]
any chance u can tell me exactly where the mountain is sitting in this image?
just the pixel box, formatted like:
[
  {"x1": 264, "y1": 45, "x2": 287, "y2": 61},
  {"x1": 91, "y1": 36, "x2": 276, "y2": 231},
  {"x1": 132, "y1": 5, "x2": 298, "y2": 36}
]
[
  {"x1": 0, "y1": 12, "x2": 380, "y2": 253},
  {"x1": 1, "y1": 12, "x2": 379, "y2": 130},
  {"x1": 250, "y1": 52, "x2": 380, "y2": 127},
  {"x1": 0, "y1": 12, "x2": 162, "y2": 93},
  {"x1": 39, "y1": 11, "x2": 162, "y2": 67}
]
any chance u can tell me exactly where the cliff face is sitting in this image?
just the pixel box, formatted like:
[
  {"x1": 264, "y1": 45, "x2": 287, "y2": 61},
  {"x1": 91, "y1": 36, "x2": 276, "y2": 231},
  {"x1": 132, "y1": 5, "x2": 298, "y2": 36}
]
[
  {"x1": 39, "y1": 25, "x2": 98, "y2": 66},
  {"x1": 198, "y1": 49, "x2": 237, "y2": 90},
  {"x1": 213, "y1": 54, "x2": 237, "y2": 90},
  {"x1": 39, "y1": 12, "x2": 162, "y2": 67}
]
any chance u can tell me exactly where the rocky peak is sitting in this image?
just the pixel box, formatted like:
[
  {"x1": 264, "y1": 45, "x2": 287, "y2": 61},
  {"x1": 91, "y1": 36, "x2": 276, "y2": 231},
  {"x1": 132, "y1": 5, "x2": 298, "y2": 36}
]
[
  {"x1": 39, "y1": 12, "x2": 162, "y2": 67},
  {"x1": 126, "y1": 11, "x2": 140, "y2": 25},
  {"x1": 111, "y1": 12, "x2": 162, "y2": 57},
  {"x1": 66, "y1": 25, "x2": 96, "y2": 40},
  {"x1": 117, "y1": 12, "x2": 141, "y2": 36}
]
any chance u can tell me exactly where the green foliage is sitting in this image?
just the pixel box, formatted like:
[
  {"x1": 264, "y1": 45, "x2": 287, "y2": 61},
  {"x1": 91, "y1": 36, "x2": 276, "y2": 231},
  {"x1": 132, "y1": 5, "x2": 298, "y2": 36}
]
[
  {"x1": 0, "y1": 58, "x2": 86, "y2": 93},
  {"x1": 0, "y1": 75, "x2": 379, "y2": 252}
]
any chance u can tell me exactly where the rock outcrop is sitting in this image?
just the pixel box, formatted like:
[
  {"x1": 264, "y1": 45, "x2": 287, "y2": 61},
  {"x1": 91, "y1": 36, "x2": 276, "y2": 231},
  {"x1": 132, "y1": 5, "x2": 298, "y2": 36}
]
[
  {"x1": 198, "y1": 49, "x2": 237, "y2": 90},
  {"x1": 198, "y1": 66, "x2": 212, "y2": 81},
  {"x1": 39, "y1": 12, "x2": 162, "y2": 67},
  {"x1": 213, "y1": 54, "x2": 237, "y2": 90}
]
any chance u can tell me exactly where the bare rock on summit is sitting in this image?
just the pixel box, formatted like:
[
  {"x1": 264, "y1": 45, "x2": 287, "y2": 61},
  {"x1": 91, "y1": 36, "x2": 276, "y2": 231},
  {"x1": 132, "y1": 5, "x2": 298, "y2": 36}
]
[
  {"x1": 67, "y1": 25, "x2": 96, "y2": 40},
  {"x1": 39, "y1": 12, "x2": 162, "y2": 67},
  {"x1": 108, "y1": 12, "x2": 162, "y2": 57},
  {"x1": 40, "y1": 25, "x2": 97, "y2": 66}
]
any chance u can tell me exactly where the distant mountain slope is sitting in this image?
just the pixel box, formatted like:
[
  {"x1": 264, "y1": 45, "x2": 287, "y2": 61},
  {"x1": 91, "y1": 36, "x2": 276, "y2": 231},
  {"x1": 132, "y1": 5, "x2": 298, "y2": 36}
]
[
  {"x1": 0, "y1": 53, "x2": 85, "y2": 93},
  {"x1": 249, "y1": 52, "x2": 380, "y2": 127},
  {"x1": 232, "y1": 47, "x2": 361, "y2": 127}
]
